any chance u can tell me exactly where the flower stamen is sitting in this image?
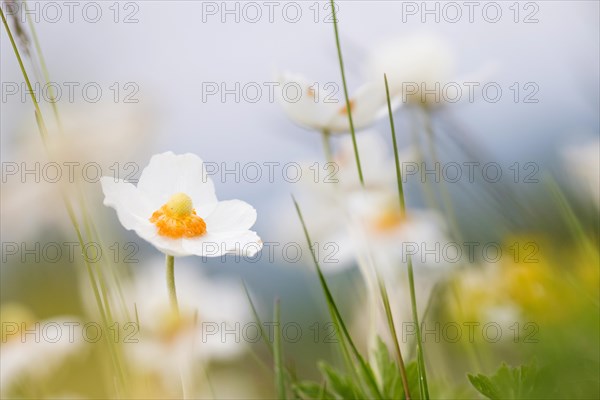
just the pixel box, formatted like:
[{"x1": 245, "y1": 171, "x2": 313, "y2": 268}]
[
  {"x1": 150, "y1": 193, "x2": 207, "y2": 239},
  {"x1": 338, "y1": 99, "x2": 356, "y2": 115}
]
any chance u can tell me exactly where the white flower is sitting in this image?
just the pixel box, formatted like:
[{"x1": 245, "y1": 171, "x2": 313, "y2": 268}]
[
  {"x1": 0, "y1": 304, "x2": 85, "y2": 394},
  {"x1": 329, "y1": 131, "x2": 416, "y2": 192},
  {"x1": 367, "y1": 33, "x2": 493, "y2": 108},
  {"x1": 118, "y1": 261, "x2": 251, "y2": 390},
  {"x1": 347, "y1": 190, "x2": 454, "y2": 276},
  {"x1": 277, "y1": 72, "x2": 387, "y2": 133},
  {"x1": 101, "y1": 152, "x2": 262, "y2": 257},
  {"x1": 280, "y1": 132, "x2": 448, "y2": 273},
  {"x1": 561, "y1": 136, "x2": 600, "y2": 208}
]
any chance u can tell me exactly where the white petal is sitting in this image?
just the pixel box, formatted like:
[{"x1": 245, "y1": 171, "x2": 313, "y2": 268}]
[
  {"x1": 204, "y1": 200, "x2": 257, "y2": 233},
  {"x1": 277, "y1": 72, "x2": 340, "y2": 131},
  {"x1": 367, "y1": 34, "x2": 457, "y2": 97},
  {"x1": 135, "y1": 225, "x2": 190, "y2": 257},
  {"x1": 100, "y1": 177, "x2": 153, "y2": 231},
  {"x1": 327, "y1": 83, "x2": 387, "y2": 132},
  {"x1": 101, "y1": 178, "x2": 183, "y2": 255},
  {"x1": 182, "y1": 231, "x2": 262, "y2": 257},
  {"x1": 137, "y1": 152, "x2": 218, "y2": 209}
]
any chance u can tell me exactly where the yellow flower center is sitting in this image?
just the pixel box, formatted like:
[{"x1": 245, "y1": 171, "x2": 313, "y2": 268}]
[
  {"x1": 338, "y1": 99, "x2": 356, "y2": 115},
  {"x1": 150, "y1": 193, "x2": 207, "y2": 239},
  {"x1": 372, "y1": 209, "x2": 407, "y2": 232},
  {"x1": 156, "y1": 308, "x2": 198, "y2": 344}
]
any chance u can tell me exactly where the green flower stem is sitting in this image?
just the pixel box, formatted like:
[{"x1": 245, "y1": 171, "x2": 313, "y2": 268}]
[
  {"x1": 293, "y1": 197, "x2": 382, "y2": 399},
  {"x1": 0, "y1": 8, "x2": 48, "y2": 143},
  {"x1": 385, "y1": 75, "x2": 430, "y2": 400},
  {"x1": 23, "y1": 0, "x2": 62, "y2": 131},
  {"x1": 330, "y1": 0, "x2": 364, "y2": 186},
  {"x1": 378, "y1": 273, "x2": 412, "y2": 400},
  {"x1": 321, "y1": 129, "x2": 334, "y2": 164},
  {"x1": 274, "y1": 299, "x2": 287, "y2": 399},
  {"x1": 166, "y1": 255, "x2": 180, "y2": 315},
  {"x1": 1, "y1": 9, "x2": 129, "y2": 392}
]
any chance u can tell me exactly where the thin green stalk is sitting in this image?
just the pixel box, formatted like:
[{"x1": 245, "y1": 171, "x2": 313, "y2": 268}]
[
  {"x1": 60, "y1": 192, "x2": 127, "y2": 388},
  {"x1": 377, "y1": 274, "x2": 412, "y2": 400},
  {"x1": 2, "y1": 12, "x2": 127, "y2": 391},
  {"x1": 293, "y1": 197, "x2": 382, "y2": 399},
  {"x1": 546, "y1": 176, "x2": 596, "y2": 258},
  {"x1": 355, "y1": 219, "x2": 411, "y2": 399},
  {"x1": 329, "y1": 0, "x2": 363, "y2": 186},
  {"x1": 23, "y1": 0, "x2": 62, "y2": 130},
  {"x1": 90, "y1": 220, "x2": 132, "y2": 323},
  {"x1": 166, "y1": 255, "x2": 179, "y2": 314},
  {"x1": 274, "y1": 299, "x2": 287, "y2": 400},
  {"x1": 407, "y1": 257, "x2": 429, "y2": 399},
  {"x1": 12, "y1": 0, "x2": 127, "y2": 329},
  {"x1": 326, "y1": 301, "x2": 358, "y2": 383},
  {"x1": 75, "y1": 186, "x2": 117, "y2": 325},
  {"x1": 243, "y1": 281, "x2": 274, "y2": 356},
  {"x1": 385, "y1": 74, "x2": 405, "y2": 214},
  {"x1": 22, "y1": 3, "x2": 132, "y2": 333},
  {"x1": 22, "y1": 0, "x2": 129, "y2": 327},
  {"x1": 321, "y1": 129, "x2": 334, "y2": 164},
  {"x1": 1, "y1": 8, "x2": 48, "y2": 143},
  {"x1": 385, "y1": 76, "x2": 430, "y2": 400}
]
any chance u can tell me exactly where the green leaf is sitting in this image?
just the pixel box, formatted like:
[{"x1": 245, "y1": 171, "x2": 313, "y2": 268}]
[
  {"x1": 468, "y1": 374, "x2": 502, "y2": 400},
  {"x1": 468, "y1": 361, "x2": 544, "y2": 400},
  {"x1": 373, "y1": 337, "x2": 402, "y2": 399},
  {"x1": 319, "y1": 361, "x2": 364, "y2": 399},
  {"x1": 405, "y1": 362, "x2": 422, "y2": 400},
  {"x1": 372, "y1": 337, "x2": 422, "y2": 399},
  {"x1": 293, "y1": 381, "x2": 334, "y2": 400}
]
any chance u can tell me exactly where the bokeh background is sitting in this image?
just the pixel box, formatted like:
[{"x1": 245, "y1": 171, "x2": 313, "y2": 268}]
[{"x1": 1, "y1": 0, "x2": 599, "y2": 398}]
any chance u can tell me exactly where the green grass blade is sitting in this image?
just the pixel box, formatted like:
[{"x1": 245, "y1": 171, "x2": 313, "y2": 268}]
[
  {"x1": 243, "y1": 281, "x2": 274, "y2": 356},
  {"x1": 545, "y1": 175, "x2": 597, "y2": 258},
  {"x1": 329, "y1": 0, "x2": 364, "y2": 186},
  {"x1": 1, "y1": 7, "x2": 48, "y2": 143},
  {"x1": 385, "y1": 74, "x2": 406, "y2": 214},
  {"x1": 377, "y1": 273, "x2": 412, "y2": 400},
  {"x1": 293, "y1": 196, "x2": 382, "y2": 398},
  {"x1": 23, "y1": 0, "x2": 62, "y2": 130},
  {"x1": 2, "y1": 10, "x2": 128, "y2": 391},
  {"x1": 274, "y1": 299, "x2": 287, "y2": 399},
  {"x1": 384, "y1": 75, "x2": 430, "y2": 399},
  {"x1": 407, "y1": 257, "x2": 429, "y2": 399}
]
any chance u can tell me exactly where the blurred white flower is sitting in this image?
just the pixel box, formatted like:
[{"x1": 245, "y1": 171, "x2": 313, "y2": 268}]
[
  {"x1": 561, "y1": 137, "x2": 600, "y2": 208},
  {"x1": 118, "y1": 261, "x2": 250, "y2": 390},
  {"x1": 277, "y1": 72, "x2": 387, "y2": 133},
  {"x1": 101, "y1": 152, "x2": 262, "y2": 257},
  {"x1": 347, "y1": 190, "x2": 452, "y2": 274},
  {"x1": 0, "y1": 304, "x2": 85, "y2": 394},
  {"x1": 282, "y1": 132, "x2": 450, "y2": 273},
  {"x1": 1, "y1": 101, "x2": 156, "y2": 242},
  {"x1": 277, "y1": 131, "x2": 453, "y2": 351},
  {"x1": 329, "y1": 131, "x2": 416, "y2": 192},
  {"x1": 337, "y1": 189, "x2": 453, "y2": 355},
  {"x1": 367, "y1": 33, "x2": 492, "y2": 108}
]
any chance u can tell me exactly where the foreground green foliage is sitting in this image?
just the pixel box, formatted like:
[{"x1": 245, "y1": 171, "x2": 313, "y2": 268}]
[
  {"x1": 468, "y1": 361, "x2": 547, "y2": 400},
  {"x1": 293, "y1": 338, "x2": 421, "y2": 400}
]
